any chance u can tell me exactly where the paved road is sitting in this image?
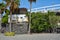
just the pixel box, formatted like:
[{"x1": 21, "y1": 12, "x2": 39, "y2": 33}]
[{"x1": 0, "y1": 33, "x2": 60, "y2": 40}]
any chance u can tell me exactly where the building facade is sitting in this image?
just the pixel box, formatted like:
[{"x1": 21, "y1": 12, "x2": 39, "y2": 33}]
[{"x1": 6, "y1": 8, "x2": 29, "y2": 34}]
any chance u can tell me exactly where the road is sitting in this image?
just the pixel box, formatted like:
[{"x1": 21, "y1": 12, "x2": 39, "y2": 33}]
[{"x1": 0, "y1": 33, "x2": 60, "y2": 40}]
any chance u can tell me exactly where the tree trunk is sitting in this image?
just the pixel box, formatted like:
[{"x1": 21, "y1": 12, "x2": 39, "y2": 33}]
[
  {"x1": 28, "y1": 2, "x2": 32, "y2": 34},
  {"x1": 0, "y1": 9, "x2": 1, "y2": 30},
  {"x1": 9, "y1": 11, "x2": 12, "y2": 32},
  {"x1": 9, "y1": 0, "x2": 14, "y2": 32}
]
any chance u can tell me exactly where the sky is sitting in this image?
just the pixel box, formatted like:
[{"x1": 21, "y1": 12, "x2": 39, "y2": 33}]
[
  {"x1": 20, "y1": 0, "x2": 60, "y2": 10},
  {"x1": 0, "y1": 0, "x2": 60, "y2": 10}
]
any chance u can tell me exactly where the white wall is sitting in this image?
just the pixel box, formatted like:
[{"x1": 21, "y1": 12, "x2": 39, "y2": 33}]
[{"x1": 8, "y1": 14, "x2": 28, "y2": 23}]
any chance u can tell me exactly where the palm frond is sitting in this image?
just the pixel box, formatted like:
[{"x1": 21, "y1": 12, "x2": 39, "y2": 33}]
[{"x1": 28, "y1": 0, "x2": 36, "y2": 2}]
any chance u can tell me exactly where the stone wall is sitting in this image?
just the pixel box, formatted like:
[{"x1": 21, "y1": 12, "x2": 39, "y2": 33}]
[{"x1": 6, "y1": 22, "x2": 28, "y2": 34}]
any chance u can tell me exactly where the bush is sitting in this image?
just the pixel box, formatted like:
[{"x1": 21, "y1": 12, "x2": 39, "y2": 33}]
[
  {"x1": 4, "y1": 32, "x2": 15, "y2": 36},
  {"x1": 30, "y1": 12, "x2": 57, "y2": 33}
]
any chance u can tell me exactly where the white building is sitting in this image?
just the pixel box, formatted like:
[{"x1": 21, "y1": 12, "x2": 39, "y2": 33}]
[{"x1": 8, "y1": 8, "x2": 28, "y2": 23}]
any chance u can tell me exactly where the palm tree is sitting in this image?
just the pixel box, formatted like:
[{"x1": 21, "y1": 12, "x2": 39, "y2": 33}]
[
  {"x1": 3, "y1": 0, "x2": 20, "y2": 32},
  {"x1": 28, "y1": 0, "x2": 36, "y2": 33}
]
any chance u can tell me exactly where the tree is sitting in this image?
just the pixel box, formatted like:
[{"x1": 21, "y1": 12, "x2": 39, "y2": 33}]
[
  {"x1": 3, "y1": 0, "x2": 20, "y2": 32},
  {"x1": 28, "y1": 0, "x2": 36, "y2": 33},
  {"x1": 0, "y1": 3, "x2": 6, "y2": 29},
  {"x1": 48, "y1": 11, "x2": 58, "y2": 32},
  {"x1": 2, "y1": 9, "x2": 9, "y2": 24},
  {"x1": 31, "y1": 12, "x2": 50, "y2": 33}
]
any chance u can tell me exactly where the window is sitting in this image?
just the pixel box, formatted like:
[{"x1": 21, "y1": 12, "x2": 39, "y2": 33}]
[{"x1": 20, "y1": 17, "x2": 23, "y2": 19}]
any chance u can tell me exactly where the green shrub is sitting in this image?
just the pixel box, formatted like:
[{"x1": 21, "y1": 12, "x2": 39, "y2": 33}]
[
  {"x1": 31, "y1": 12, "x2": 57, "y2": 33},
  {"x1": 4, "y1": 32, "x2": 15, "y2": 36}
]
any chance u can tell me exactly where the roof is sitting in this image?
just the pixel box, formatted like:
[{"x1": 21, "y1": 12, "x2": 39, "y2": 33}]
[
  {"x1": 12, "y1": 8, "x2": 27, "y2": 14},
  {"x1": 56, "y1": 12, "x2": 60, "y2": 16}
]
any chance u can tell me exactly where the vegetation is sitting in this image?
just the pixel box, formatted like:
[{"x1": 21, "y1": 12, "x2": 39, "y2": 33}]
[
  {"x1": 0, "y1": 3, "x2": 6, "y2": 30},
  {"x1": 30, "y1": 12, "x2": 58, "y2": 33},
  {"x1": 5, "y1": 32, "x2": 15, "y2": 36},
  {"x1": 2, "y1": 9, "x2": 9, "y2": 24}
]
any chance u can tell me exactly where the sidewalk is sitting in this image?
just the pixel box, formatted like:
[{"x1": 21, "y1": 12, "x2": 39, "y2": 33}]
[{"x1": 0, "y1": 33, "x2": 60, "y2": 40}]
